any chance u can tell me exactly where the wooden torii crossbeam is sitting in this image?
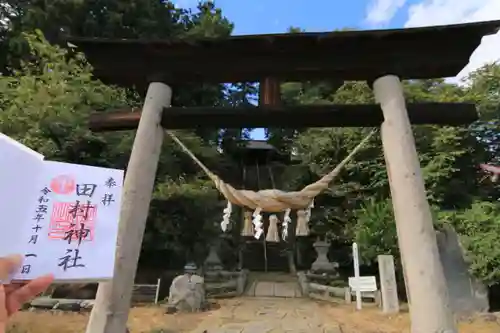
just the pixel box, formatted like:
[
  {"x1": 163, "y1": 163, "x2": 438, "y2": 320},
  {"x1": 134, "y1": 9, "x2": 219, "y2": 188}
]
[
  {"x1": 88, "y1": 103, "x2": 478, "y2": 132},
  {"x1": 65, "y1": 20, "x2": 500, "y2": 91}
]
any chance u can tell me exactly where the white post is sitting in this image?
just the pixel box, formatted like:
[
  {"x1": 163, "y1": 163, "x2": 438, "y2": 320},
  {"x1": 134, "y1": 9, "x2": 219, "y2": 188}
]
[
  {"x1": 154, "y1": 278, "x2": 161, "y2": 304},
  {"x1": 85, "y1": 82, "x2": 172, "y2": 333},
  {"x1": 373, "y1": 75, "x2": 456, "y2": 333},
  {"x1": 352, "y1": 242, "x2": 362, "y2": 310}
]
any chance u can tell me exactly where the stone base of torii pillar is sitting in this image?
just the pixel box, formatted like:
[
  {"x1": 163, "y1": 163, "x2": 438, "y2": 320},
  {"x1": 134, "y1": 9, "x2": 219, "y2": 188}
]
[{"x1": 373, "y1": 75, "x2": 456, "y2": 333}]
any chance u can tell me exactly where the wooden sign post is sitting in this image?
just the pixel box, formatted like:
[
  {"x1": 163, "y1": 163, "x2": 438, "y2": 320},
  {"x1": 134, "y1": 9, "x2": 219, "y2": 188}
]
[{"x1": 352, "y1": 243, "x2": 362, "y2": 310}]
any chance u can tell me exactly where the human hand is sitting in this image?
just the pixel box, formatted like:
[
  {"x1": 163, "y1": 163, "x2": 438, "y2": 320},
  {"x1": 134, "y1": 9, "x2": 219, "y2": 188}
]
[{"x1": 0, "y1": 255, "x2": 54, "y2": 333}]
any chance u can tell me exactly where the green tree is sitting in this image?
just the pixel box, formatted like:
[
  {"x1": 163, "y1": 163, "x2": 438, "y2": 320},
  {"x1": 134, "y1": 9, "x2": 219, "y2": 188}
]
[
  {"x1": 467, "y1": 63, "x2": 500, "y2": 165},
  {"x1": 0, "y1": 30, "x2": 132, "y2": 166},
  {"x1": 440, "y1": 201, "x2": 500, "y2": 286},
  {"x1": 352, "y1": 198, "x2": 398, "y2": 262}
]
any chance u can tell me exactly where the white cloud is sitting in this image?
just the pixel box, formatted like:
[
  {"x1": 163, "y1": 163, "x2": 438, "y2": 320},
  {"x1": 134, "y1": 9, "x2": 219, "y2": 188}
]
[
  {"x1": 404, "y1": 0, "x2": 500, "y2": 82},
  {"x1": 171, "y1": 0, "x2": 205, "y2": 9},
  {"x1": 365, "y1": 0, "x2": 407, "y2": 26}
]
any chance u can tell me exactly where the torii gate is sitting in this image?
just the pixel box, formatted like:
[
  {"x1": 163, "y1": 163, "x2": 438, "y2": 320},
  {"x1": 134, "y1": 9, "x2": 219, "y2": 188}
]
[{"x1": 67, "y1": 21, "x2": 500, "y2": 333}]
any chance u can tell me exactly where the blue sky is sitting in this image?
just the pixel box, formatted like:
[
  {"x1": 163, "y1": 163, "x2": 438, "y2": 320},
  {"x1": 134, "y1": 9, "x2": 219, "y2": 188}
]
[
  {"x1": 216, "y1": 0, "x2": 419, "y2": 35},
  {"x1": 173, "y1": 0, "x2": 500, "y2": 139}
]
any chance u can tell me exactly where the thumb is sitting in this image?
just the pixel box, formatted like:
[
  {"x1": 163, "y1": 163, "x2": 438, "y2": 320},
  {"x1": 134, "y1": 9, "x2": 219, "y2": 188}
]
[
  {"x1": 0, "y1": 284, "x2": 7, "y2": 330},
  {"x1": 0, "y1": 255, "x2": 23, "y2": 333},
  {"x1": 0, "y1": 255, "x2": 23, "y2": 282}
]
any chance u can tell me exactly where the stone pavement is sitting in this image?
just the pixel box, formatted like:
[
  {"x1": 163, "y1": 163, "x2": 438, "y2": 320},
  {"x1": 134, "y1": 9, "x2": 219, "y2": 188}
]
[{"x1": 188, "y1": 297, "x2": 343, "y2": 333}]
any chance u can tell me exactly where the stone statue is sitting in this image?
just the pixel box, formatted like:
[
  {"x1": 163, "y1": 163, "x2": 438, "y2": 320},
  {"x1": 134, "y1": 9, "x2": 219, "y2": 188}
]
[{"x1": 166, "y1": 262, "x2": 207, "y2": 313}]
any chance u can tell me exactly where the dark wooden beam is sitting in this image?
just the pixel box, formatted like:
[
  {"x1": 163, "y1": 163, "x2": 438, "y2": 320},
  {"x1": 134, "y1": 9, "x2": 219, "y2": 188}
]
[
  {"x1": 89, "y1": 108, "x2": 142, "y2": 131},
  {"x1": 259, "y1": 78, "x2": 281, "y2": 106},
  {"x1": 88, "y1": 103, "x2": 477, "y2": 132},
  {"x1": 65, "y1": 21, "x2": 500, "y2": 87}
]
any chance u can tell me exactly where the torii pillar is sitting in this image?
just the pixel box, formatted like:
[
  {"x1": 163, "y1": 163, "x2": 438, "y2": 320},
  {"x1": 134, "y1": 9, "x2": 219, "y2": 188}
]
[
  {"x1": 86, "y1": 82, "x2": 171, "y2": 333},
  {"x1": 372, "y1": 75, "x2": 456, "y2": 333}
]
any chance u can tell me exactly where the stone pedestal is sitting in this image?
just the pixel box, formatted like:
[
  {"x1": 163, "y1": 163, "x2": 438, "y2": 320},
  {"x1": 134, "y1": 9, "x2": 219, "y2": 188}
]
[{"x1": 311, "y1": 240, "x2": 338, "y2": 274}]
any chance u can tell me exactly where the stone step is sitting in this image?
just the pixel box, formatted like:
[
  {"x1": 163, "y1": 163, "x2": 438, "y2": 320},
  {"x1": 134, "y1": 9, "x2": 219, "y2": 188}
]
[{"x1": 245, "y1": 281, "x2": 302, "y2": 298}]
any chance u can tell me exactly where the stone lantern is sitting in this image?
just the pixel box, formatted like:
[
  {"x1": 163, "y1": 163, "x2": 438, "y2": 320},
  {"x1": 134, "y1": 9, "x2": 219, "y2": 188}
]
[{"x1": 311, "y1": 236, "x2": 338, "y2": 275}]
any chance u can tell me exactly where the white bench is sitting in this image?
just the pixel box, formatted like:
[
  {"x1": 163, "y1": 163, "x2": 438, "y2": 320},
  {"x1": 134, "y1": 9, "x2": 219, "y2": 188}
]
[{"x1": 345, "y1": 276, "x2": 381, "y2": 306}]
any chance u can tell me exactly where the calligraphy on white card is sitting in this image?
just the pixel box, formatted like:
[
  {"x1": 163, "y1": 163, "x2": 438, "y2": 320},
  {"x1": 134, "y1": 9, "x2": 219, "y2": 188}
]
[{"x1": 14, "y1": 161, "x2": 124, "y2": 282}]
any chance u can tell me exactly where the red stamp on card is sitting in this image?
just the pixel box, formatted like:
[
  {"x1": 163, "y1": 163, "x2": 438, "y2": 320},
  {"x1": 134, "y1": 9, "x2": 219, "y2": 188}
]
[
  {"x1": 50, "y1": 175, "x2": 76, "y2": 195},
  {"x1": 48, "y1": 202, "x2": 97, "y2": 241}
]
